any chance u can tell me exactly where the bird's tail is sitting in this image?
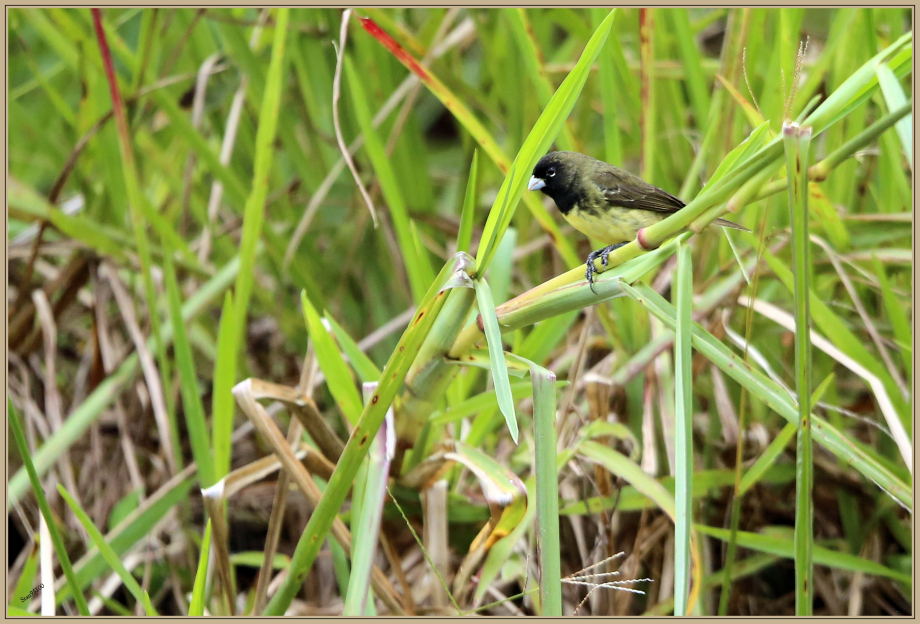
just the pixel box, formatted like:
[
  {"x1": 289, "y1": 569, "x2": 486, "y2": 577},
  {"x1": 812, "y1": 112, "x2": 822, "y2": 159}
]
[{"x1": 714, "y1": 217, "x2": 750, "y2": 232}]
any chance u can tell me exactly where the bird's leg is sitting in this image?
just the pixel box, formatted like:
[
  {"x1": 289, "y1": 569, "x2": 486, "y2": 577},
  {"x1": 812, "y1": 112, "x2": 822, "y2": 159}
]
[
  {"x1": 584, "y1": 242, "x2": 627, "y2": 294},
  {"x1": 600, "y1": 242, "x2": 626, "y2": 269}
]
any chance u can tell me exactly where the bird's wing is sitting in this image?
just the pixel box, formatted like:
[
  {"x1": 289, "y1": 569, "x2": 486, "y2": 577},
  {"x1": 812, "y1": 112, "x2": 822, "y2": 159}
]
[{"x1": 595, "y1": 170, "x2": 686, "y2": 214}]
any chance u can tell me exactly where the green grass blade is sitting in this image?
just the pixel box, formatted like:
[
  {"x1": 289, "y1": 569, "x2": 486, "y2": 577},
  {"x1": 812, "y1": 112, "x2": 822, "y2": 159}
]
[
  {"x1": 343, "y1": 53, "x2": 431, "y2": 302},
  {"x1": 872, "y1": 256, "x2": 912, "y2": 380},
  {"x1": 697, "y1": 525, "x2": 911, "y2": 584},
  {"x1": 474, "y1": 277, "x2": 518, "y2": 442},
  {"x1": 874, "y1": 64, "x2": 911, "y2": 168},
  {"x1": 263, "y1": 254, "x2": 471, "y2": 615},
  {"x1": 212, "y1": 292, "x2": 237, "y2": 481},
  {"x1": 8, "y1": 400, "x2": 89, "y2": 615},
  {"x1": 58, "y1": 475, "x2": 196, "y2": 605},
  {"x1": 530, "y1": 362, "x2": 561, "y2": 615},
  {"x1": 11, "y1": 541, "x2": 39, "y2": 609},
  {"x1": 301, "y1": 291, "x2": 364, "y2": 425},
  {"x1": 580, "y1": 441, "x2": 675, "y2": 517},
  {"x1": 325, "y1": 314, "x2": 383, "y2": 383},
  {"x1": 456, "y1": 150, "x2": 479, "y2": 254},
  {"x1": 164, "y1": 251, "x2": 215, "y2": 488},
  {"x1": 619, "y1": 281, "x2": 911, "y2": 509},
  {"x1": 358, "y1": 14, "x2": 580, "y2": 269},
  {"x1": 8, "y1": 180, "x2": 127, "y2": 261},
  {"x1": 783, "y1": 121, "x2": 814, "y2": 615},
  {"x1": 230, "y1": 7, "x2": 290, "y2": 385},
  {"x1": 475, "y1": 9, "x2": 616, "y2": 274},
  {"x1": 188, "y1": 520, "x2": 211, "y2": 616},
  {"x1": 57, "y1": 485, "x2": 157, "y2": 615},
  {"x1": 578, "y1": 441, "x2": 700, "y2": 611},
  {"x1": 507, "y1": 9, "x2": 577, "y2": 151},
  {"x1": 669, "y1": 9, "x2": 711, "y2": 130},
  {"x1": 739, "y1": 423, "x2": 797, "y2": 495},
  {"x1": 343, "y1": 400, "x2": 392, "y2": 615},
  {"x1": 674, "y1": 239, "x2": 693, "y2": 615},
  {"x1": 803, "y1": 31, "x2": 912, "y2": 133}
]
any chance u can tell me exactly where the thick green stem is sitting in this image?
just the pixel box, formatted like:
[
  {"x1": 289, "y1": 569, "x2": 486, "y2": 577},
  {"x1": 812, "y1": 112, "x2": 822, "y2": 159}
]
[{"x1": 784, "y1": 121, "x2": 814, "y2": 616}]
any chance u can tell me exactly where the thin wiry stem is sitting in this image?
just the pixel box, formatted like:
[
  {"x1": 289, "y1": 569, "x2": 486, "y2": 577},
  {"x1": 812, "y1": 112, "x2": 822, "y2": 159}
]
[{"x1": 332, "y1": 9, "x2": 378, "y2": 227}]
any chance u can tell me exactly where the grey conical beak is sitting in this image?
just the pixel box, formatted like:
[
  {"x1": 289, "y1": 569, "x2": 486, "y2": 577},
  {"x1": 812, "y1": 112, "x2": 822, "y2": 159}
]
[{"x1": 527, "y1": 176, "x2": 546, "y2": 192}]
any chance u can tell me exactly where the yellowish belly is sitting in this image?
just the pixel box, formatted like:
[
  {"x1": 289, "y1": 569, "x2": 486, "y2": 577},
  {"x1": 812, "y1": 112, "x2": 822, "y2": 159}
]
[{"x1": 563, "y1": 206, "x2": 666, "y2": 245}]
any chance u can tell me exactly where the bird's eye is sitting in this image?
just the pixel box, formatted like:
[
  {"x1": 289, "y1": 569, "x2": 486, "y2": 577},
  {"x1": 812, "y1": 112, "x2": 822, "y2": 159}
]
[{"x1": 547, "y1": 167, "x2": 556, "y2": 177}]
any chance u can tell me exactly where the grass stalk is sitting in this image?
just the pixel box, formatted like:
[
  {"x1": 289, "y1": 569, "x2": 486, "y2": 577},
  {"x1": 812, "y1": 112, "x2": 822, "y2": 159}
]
[
  {"x1": 262, "y1": 255, "x2": 470, "y2": 615},
  {"x1": 188, "y1": 521, "x2": 211, "y2": 616},
  {"x1": 91, "y1": 8, "x2": 179, "y2": 474},
  {"x1": 531, "y1": 363, "x2": 562, "y2": 614},
  {"x1": 343, "y1": 384, "x2": 394, "y2": 615},
  {"x1": 783, "y1": 120, "x2": 815, "y2": 615},
  {"x1": 673, "y1": 240, "x2": 693, "y2": 615},
  {"x1": 229, "y1": 6, "x2": 290, "y2": 387}
]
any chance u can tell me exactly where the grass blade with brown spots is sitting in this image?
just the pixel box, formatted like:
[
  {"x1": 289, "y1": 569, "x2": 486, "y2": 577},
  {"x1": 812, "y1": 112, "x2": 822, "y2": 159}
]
[{"x1": 263, "y1": 253, "x2": 474, "y2": 615}]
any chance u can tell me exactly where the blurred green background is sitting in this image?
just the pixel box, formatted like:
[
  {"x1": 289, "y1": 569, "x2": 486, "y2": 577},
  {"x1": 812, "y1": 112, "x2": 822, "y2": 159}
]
[{"x1": 7, "y1": 7, "x2": 912, "y2": 617}]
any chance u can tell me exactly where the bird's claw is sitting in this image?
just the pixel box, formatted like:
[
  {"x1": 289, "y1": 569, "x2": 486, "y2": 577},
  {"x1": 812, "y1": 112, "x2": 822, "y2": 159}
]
[{"x1": 584, "y1": 243, "x2": 627, "y2": 295}]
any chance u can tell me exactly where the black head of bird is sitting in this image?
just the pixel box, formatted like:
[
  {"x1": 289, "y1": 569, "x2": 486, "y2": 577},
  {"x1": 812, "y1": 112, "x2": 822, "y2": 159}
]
[{"x1": 527, "y1": 151, "x2": 584, "y2": 215}]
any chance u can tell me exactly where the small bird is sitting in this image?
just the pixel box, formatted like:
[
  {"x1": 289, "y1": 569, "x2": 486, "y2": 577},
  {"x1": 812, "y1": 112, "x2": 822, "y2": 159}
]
[{"x1": 528, "y1": 151, "x2": 748, "y2": 292}]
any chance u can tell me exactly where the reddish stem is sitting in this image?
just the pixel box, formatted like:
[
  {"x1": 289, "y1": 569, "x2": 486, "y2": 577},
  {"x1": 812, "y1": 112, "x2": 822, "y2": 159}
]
[{"x1": 91, "y1": 8, "x2": 133, "y2": 166}]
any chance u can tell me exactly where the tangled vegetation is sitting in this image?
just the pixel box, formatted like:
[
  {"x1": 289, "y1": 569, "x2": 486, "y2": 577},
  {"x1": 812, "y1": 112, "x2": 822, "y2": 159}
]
[{"x1": 8, "y1": 7, "x2": 912, "y2": 616}]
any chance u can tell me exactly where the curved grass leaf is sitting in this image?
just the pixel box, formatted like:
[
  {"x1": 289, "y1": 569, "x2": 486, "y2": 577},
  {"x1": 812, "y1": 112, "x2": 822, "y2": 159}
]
[
  {"x1": 429, "y1": 381, "x2": 566, "y2": 426},
  {"x1": 358, "y1": 14, "x2": 579, "y2": 269},
  {"x1": 474, "y1": 9, "x2": 616, "y2": 275},
  {"x1": 474, "y1": 277, "x2": 517, "y2": 442},
  {"x1": 875, "y1": 64, "x2": 912, "y2": 168},
  {"x1": 57, "y1": 485, "x2": 157, "y2": 615},
  {"x1": 560, "y1": 464, "x2": 795, "y2": 516},
  {"x1": 803, "y1": 31, "x2": 912, "y2": 134},
  {"x1": 263, "y1": 253, "x2": 473, "y2": 615},
  {"x1": 619, "y1": 281, "x2": 911, "y2": 510},
  {"x1": 8, "y1": 179, "x2": 127, "y2": 261},
  {"x1": 697, "y1": 525, "x2": 911, "y2": 584},
  {"x1": 8, "y1": 400, "x2": 89, "y2": 615}
]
